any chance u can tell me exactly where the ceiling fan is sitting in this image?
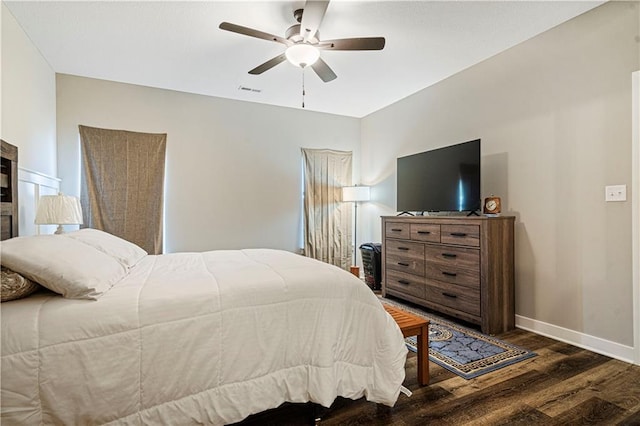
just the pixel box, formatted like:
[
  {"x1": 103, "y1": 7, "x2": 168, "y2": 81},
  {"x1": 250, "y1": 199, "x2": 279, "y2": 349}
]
[{"x1": 219, "y1": 0, "x2": 385, "y2": 83}]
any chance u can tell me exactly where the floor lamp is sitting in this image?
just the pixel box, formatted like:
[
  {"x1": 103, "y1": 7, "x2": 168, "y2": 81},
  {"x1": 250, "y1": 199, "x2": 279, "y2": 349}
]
[{"x1": 342, "y1": 185, "x2": 370, "y2": 278}]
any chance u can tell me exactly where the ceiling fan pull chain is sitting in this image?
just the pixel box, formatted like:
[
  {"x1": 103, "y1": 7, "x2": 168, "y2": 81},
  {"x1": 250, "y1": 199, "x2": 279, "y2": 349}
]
[{"x1": 302, "y1": 68, "x2": 306, "y2": 108}]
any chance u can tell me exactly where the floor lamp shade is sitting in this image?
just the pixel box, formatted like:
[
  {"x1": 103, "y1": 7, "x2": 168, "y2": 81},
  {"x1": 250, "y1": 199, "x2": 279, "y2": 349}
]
[
  {"x1": 35, "y1": 193, "x2": 83, "y2": 234},
  {"x1": 342, "y1": 186, "x2": 370, "y2": 203}
]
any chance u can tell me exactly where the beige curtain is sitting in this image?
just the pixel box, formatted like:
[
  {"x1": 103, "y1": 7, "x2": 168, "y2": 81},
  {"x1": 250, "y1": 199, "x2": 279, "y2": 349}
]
[
  {"x1": 302, "y1": 148, "x2": 352, "y2": 269},
  {"x1": 79, "y1": 125, "x2": 167, "y2": 254}
]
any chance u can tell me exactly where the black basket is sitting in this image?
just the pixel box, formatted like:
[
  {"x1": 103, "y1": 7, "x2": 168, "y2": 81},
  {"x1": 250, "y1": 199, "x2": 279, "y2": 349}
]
[{"x1": 360, "y1": 243, "x2": 382, "y2": 290}]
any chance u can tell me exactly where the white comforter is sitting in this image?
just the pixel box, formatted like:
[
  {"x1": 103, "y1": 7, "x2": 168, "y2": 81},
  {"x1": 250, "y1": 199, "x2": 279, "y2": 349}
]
[{"x1": 1, "y1": 249, "x2": 407, "y2": 425}]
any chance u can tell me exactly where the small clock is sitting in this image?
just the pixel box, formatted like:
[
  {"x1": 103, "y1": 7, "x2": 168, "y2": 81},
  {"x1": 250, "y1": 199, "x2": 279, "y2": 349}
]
[{"x1": 483, "y1": 196, "x2": 501, "y2": 215}]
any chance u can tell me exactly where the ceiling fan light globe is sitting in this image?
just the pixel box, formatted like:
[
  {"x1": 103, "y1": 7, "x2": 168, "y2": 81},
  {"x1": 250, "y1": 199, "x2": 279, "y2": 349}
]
[{"x1": 285, "y1": 44, "x2": 320, "y2": 68}]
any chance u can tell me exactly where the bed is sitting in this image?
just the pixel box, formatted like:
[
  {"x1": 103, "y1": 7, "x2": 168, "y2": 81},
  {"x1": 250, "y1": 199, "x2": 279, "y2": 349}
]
[{"x1": 0, "y1": 145, "x2": 408, "y2": 425}]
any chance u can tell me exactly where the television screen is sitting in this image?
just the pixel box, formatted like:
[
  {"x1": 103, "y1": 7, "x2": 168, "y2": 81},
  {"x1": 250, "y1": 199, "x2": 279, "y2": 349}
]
[{"x1": 397, "y1": 139, "x2": 481, "y2": 213}]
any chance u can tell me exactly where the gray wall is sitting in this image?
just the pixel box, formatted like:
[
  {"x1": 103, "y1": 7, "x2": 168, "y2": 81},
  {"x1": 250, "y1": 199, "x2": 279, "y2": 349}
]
[
  {"x1": 56, "y1": 75, "x2": 361, "y2": 254},
  {"x1": 1, "y1": 3, "x2": 56, "y2": 176},
  {"x1": 360, "y1": 2, "x2": 639, "y2": 346}
]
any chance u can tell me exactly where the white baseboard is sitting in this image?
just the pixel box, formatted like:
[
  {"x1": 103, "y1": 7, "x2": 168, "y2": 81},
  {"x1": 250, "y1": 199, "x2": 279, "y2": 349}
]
[{"x1": 516, "y1": 315, "x2": 637, "y2": 365}]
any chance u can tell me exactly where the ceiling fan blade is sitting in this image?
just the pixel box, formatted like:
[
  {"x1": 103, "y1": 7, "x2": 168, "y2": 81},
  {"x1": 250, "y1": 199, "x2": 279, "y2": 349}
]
[
  {"x1": 318, "y1": 37, "x2": 386, "y2": 51},
  {"x1": 300, "y1": 0, "x2": 330, "y2": 43},
  {"x1": 248, "y1": 53, "x2": 287, "y2": 75},
  {"x1": 219, "y1": 22, "x2": 291, "y2": 46},
  {"x1": 311, "y1": 58, "x2": 337, "y2": 82}
]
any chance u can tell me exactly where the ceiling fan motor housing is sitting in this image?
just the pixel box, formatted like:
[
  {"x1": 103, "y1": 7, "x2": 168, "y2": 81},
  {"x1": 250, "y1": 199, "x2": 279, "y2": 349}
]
[{"x1": 286, "y1": 24, "x2": 319, "y2": 44}]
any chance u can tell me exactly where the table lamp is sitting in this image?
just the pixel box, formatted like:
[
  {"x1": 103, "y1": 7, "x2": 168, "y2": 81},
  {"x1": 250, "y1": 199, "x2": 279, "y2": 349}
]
[{"x1": 34, "y1": 193, "x2": 83, "y2": 234}]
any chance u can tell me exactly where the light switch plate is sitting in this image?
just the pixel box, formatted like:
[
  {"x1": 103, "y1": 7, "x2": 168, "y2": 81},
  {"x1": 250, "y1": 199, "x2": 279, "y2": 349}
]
[{"x1": 605, "y1": 185, "x2": 627, "y2": 202}]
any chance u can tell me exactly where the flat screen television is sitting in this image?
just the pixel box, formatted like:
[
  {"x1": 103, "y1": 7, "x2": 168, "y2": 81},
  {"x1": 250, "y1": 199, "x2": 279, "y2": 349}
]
[{"x1": 396, "y1": 139, "x2": 481, "y2": 213}]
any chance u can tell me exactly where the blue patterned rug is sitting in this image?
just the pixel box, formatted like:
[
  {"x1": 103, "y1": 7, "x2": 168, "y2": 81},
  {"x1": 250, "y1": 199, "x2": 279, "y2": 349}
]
[{"x1": 381, "y1": 297, "x2": 536, "y2": 380}]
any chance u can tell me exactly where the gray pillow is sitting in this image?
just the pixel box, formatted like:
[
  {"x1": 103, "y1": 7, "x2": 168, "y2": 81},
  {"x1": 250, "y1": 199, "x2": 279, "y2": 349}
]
[{"x1": 1, "y1": 267, "x2": 40, "y2": 302}]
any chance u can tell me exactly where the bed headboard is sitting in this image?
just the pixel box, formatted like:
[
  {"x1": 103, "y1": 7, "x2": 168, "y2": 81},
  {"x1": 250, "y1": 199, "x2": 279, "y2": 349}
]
[{"x1": 1, "y1": 140, "x2": 19, "y2": 240}]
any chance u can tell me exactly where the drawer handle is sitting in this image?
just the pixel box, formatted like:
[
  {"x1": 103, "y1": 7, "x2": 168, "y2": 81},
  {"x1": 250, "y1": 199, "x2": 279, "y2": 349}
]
[
  {"x1": 442, "y1": 271, "x2": 457, "y2": 277},
  {"x1": 442, "y1": 253, "x2": 457, "y2": 258},
  {"x1": 398, "y1": 280, "x2": 410, "y2": 285},
  {"x1": 391, "y1": 228, "x2": 403, "y2": 232},
  {"x1": 450, "y1": 232, "x2": 468, "y2": 237},
  {"x1": 417, "y1": 231, "x2": 431, "y2": 235},
  {"x1": 398, "y1": 262, "x2": 410, "y2": 267},
  {"x1": 442, "y1": 292, "x2": 458, "y2": 298},
  {"x1": 397, "y1": 247, "x2": 410, "y2": 251}
]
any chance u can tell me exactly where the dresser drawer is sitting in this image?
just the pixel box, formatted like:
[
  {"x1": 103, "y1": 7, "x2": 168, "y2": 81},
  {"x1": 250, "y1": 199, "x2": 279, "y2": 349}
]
[
  {"x1": 425, "y1": 245, "x2": 480, "y2": 270},
  {"x1": 385, "y1": 239, "x2": 425, "y2": 261},
  {"x1": 426, "y1": 263, "x2": 480, "y2": 288},
  {"x1": 386, "y1": 270, "x2": 426, "y2": 299},
  {"x1": 385, "y1": 222, "x2": 410, "y2": 239},
  {"x1": 426, "y1": 280, "x2": 480, "y2": 316},
  {"x1": 386, "y1": 254, "x2": 425, "y2": 275},
  {"x1": 441, "y1": 224, "x2": 480, "y2": 247},
  {"x1": 410, "y1": 223, "x2": 440, "y2": 242}
]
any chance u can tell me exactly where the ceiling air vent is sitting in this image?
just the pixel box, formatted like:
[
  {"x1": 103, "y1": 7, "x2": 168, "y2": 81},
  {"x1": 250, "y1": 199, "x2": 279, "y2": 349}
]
[{"x1": 238, "y1": 86, "x2": 261, "y2": 93}]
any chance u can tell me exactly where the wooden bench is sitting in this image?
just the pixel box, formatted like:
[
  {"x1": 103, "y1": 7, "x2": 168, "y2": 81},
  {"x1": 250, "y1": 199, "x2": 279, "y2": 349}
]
[{"x1": 384, "y1": 304, "x2": 430, "y2": 385}]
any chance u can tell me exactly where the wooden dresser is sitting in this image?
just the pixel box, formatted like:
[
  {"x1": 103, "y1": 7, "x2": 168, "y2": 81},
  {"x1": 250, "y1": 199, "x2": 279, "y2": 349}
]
[{"x1": 381, "y1": 215, "x2": 515, "y2": 334}]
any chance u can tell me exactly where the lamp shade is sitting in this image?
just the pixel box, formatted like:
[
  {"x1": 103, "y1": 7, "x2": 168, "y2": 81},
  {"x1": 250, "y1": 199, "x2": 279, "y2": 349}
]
[
  {"x1": 285, "y1": 44, "x2": 320, "y2": 68},
  {"x1": 342, "y1": 186, "x2": 370, "y2": 202},
  {"x1": 35, "y1": 193, "x2": 83, "y2": 228}
]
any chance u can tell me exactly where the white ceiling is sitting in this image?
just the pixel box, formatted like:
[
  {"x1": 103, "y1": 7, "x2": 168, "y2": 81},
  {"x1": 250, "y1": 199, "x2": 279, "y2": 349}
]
[{"x1": 5, "y1": 0, "x2": 604, "y2": 118}]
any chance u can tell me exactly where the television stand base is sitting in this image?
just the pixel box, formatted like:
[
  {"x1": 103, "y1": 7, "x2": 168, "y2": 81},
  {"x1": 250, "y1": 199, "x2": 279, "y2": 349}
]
[
  {"x1": 397, "y1": 211, "x2": 415, "y2": 216},
  {"x1": 467, "y1": 210, "x2": 480, "y2": 217}
]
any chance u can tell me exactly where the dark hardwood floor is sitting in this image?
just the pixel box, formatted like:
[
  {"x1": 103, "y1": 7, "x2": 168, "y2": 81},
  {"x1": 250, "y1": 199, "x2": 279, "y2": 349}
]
[{"x1": 236, "y1": 328, "x2": 640, "y2": 425}]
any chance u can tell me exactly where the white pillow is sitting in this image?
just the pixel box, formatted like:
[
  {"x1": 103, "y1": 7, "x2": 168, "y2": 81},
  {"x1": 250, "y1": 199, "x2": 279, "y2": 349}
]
[
  {"x1": 0, "y1": 235, "x2": 128, "y2": 300},
  {"x1": 65, "y1": 228, "x2": 147, "y2": 268}
]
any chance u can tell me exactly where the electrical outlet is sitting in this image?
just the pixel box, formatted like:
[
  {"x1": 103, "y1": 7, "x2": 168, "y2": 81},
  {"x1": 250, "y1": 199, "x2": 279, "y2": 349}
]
[{"x1": 605, "y1": 185, "x2": 626, "y2": 202}]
